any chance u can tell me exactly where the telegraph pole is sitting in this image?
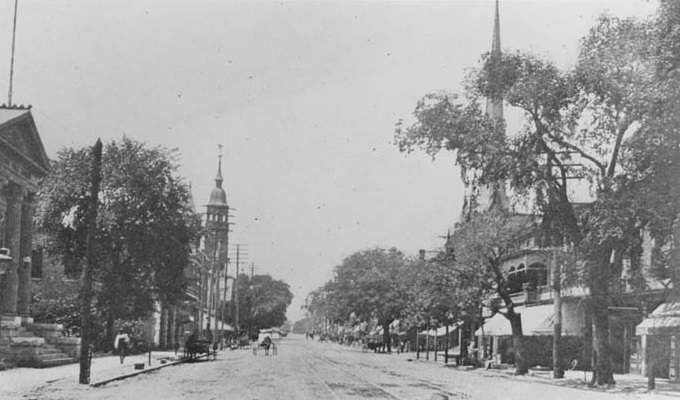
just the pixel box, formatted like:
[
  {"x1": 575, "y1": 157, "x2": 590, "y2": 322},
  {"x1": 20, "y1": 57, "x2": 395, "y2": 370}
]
[
  {"x1": 234, "y1": 244, "x2": 240, "y2": 334},
  {"x1": 221, "y1": 259, "x2": 228, "y2": 335},
  {"x1": 79, "y1": 139, "x2": 102, "y2": 385}
]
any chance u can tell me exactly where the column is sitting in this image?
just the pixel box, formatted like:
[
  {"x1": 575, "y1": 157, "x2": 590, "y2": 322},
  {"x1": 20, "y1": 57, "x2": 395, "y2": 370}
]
[
  {"x1": 640, "y1": 334, "x2": 648, "y2": 377},
  {"x1": 1, "y1": 184, "x2": 23, "y2": 316},
  {"x1": 17, "y1": 193, "x2": 34, "y2": 318}
]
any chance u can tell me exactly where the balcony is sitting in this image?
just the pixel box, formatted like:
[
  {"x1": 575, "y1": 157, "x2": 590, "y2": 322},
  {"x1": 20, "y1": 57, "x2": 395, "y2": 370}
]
[
  {"x1": 184, "y1": 285, "x2": 199, "y2": 301},
  {"x1": 509, "y1": 286, "x2": 550, "y2": 305}
]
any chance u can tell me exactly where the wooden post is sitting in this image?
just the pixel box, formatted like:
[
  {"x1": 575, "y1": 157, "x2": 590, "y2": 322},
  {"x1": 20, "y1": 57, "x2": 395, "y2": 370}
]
[
  {"x1": 426, "y1": 322, "x2": 430, "y2": 361},
  {"x1": 553, "y1": 250, "x2": 564, "y2": 378},
  {"x1": 445, "y1": 325, "x2": 449, "y2": 364},
  {"x1": 78, "y1": 139, "x2": 102, "y2": 385},
  {"x1": 416, "y1": 328, "x2": 420, "y2": 360}
]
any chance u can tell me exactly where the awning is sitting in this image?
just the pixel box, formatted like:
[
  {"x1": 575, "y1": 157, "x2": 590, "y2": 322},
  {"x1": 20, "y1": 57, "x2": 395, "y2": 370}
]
[
  {"x1": 636, "y1": 301, "x2": 680, "y2": 335},
  {"x1": 419, "y1": 325, "x2": 458, "y2": 337},
  {"x1": 475, "y1": 304, "x2": 554, "y2": 336}
]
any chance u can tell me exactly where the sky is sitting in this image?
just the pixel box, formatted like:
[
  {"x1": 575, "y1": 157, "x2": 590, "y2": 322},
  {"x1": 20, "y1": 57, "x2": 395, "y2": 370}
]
[{"x1": 0, "y1": 0, "x2": 658, "y2": 322}]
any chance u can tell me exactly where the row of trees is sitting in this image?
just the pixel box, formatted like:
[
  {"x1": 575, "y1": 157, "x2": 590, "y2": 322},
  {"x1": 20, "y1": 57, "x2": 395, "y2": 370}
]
[
  {"x1": 393, "y1": 1, "x2": 680, "y2": 386},
  {"x1": 305, "y1": 209, "x2": 536, "y2": 363},
  {"x1": 304, "y1": 246, "x2": 482, "y2": 354},
  {"x1": 308, "y1": 1, "x2": 680, "y2": 387}
]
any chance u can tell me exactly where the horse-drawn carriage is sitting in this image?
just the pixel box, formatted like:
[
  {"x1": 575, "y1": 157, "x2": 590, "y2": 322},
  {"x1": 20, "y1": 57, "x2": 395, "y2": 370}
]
[
  {"x1": 185, "y1": 336, "x2": 216, "y2": 361},
  {"x1": 252, "y1": 334, "x2": 277, "y2": 356}
]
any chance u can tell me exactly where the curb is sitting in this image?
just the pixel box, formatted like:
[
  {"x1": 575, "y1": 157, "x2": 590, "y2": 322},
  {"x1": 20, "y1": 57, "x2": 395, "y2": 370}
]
[
  {"x1": 89, "y1": 351, "x2": 219, "y2": 387},
  {"x1": 90, "y1": 359, "x2": 184, "y2": 387}
]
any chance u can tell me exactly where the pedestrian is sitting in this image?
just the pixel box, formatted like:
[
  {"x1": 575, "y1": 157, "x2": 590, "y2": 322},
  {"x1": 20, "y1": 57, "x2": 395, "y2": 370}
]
[{"x1": 114, "y1": 328, "x2": 130, "y2": 364}]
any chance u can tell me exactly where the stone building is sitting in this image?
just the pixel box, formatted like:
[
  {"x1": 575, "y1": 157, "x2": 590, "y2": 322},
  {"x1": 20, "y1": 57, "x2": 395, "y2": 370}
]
[{"x1": 0, "y1": 105, "x2": 79, "y2": 367}]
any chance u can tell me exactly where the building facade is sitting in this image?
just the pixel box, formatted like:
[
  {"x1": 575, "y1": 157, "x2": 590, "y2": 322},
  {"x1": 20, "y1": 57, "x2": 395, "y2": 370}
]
[{"x1": 0, "y1": 105, "x2": 79, "y2": 367}]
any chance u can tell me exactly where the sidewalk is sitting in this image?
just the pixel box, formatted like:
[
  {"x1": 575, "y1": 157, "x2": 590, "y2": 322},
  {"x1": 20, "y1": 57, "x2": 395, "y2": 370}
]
[
  {"x1": 396, "y1": 350, "x2": 680, "y2": 397},
  {"x1": 0, "y1": 350, "x2": 185, "y2": 398}
]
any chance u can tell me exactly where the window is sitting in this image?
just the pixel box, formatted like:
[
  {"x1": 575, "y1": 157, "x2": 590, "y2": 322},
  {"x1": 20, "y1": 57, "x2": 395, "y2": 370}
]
[
  {"x1": 507, "y1": 266, "x2": 521, "y2": 293},
  {"x1": 526, "y1": 263, "x2": 548, "y2": 288}
]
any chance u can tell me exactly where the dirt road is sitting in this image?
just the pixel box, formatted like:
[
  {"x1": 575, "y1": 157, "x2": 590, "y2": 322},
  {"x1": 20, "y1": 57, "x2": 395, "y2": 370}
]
[{"x1": 24, "y1": 336, "x2": 652, "y2": 400}]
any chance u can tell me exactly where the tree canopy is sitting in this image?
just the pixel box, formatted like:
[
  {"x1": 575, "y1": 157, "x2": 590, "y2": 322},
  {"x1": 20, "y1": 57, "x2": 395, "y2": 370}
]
[
  {"x1": 308, "y1": 247, "x2": 411, "y2": 352},
  {"x1": 237, "y1": 273, "x2": 294, "y2": 333},
  {"x1": 37, "y1": 137, "x2": 202, "y2": 338}
]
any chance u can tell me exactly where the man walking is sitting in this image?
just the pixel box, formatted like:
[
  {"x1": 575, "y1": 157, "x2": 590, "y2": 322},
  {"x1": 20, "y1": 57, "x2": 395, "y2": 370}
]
[{"x1": 114, "y1": 329, "x2": 130, "y2": 364}]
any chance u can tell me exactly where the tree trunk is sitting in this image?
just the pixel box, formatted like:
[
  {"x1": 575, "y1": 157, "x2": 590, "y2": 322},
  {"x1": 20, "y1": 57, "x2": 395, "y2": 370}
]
[
  {"x1": 508, "y1": 311, "x2": 529, "y2": 375},
  {"x1": 590, "y1": 296, "x2": 615, "y2": 386},
  {"x1": 383, "y1": 322, "x2": 391, "y2": 353},
  {"x1": 587, "y1": 248, "x2": 616, "y2": 387}
]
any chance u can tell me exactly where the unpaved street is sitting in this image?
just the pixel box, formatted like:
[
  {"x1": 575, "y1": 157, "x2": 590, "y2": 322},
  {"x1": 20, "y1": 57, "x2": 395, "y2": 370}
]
[{"x1": 25, "y1": 336, "x2": 652, "y2": 400}]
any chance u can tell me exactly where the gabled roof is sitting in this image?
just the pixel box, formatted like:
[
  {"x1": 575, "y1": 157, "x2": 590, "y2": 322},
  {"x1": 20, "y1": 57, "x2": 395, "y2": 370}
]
[
  {"x1": 0, "y1": 107, "x2": 30, "y2": 124},
  {"x1": 0, "y1": 105, "x2": 50, "y2": 175}
]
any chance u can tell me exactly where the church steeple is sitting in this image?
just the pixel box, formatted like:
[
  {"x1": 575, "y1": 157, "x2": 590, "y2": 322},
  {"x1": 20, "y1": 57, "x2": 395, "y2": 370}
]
[
  {"x1": 491, "y1": 0, "x2": 501, "y2": 54},
  {"x1": 486, "y1": 0, "x2": 503, "y2": 122},
  {"x1": 460, "y1": 0, "x2": 508, "y2": 221}
]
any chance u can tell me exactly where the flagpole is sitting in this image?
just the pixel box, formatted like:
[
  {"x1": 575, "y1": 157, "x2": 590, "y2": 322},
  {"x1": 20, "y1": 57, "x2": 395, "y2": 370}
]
[{"x1": 8, "y1": 0, "x2": 19, "y2": 106}]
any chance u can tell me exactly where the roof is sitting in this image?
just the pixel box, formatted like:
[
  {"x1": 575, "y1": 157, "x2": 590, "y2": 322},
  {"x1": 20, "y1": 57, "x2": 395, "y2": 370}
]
[
  {"x1": 208, "y1": 186, "x2": 228, "y2": 206},
  {"x1": 0, "y1": 107, "x2": 30, "y2": 125},
  {"x1": 475, "y1": 304, "x2": 554, "y2": 336},
  {"x1": 636, "y1": 300, "x2": 680, "y2": 335},
  {"x1": 419, "y1": 324, "x2": 460, "y2": 337}
]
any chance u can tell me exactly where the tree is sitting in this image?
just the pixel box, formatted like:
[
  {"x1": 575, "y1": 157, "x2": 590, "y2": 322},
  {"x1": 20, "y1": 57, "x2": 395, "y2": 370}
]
[
  {"x1": 304, "y1": 282, "x2": 344, "y2": 334},
  {"x1": 395, "y1": 7, "x2": 680, "y2": 384},
  {"x1": 238, "y1": 273, "x2": 294, "y2": 334},
  {"x1": 450, "y1": 209, "x2": 537, "y2": 374},
  {"x1": 402, "y1": 250, "x2": 482, "y2": 362},
  {"x1": 323, "y1": 248, "x2": 410, "y2": 353},
  {"x1": 36, "y1": 137, "x2": 202, "y2": 349}
]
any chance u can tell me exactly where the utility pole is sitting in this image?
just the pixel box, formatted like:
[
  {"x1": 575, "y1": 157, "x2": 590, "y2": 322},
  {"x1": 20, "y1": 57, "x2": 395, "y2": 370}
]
[
  {"x1": 234, "y1": 244, "x2": 240, "y2": 334},
  {"x1": 79, "y1": 139, "x2": 102, "y2": 385},
  {"x1": 249, "y1": 262, "x2": 255, "y2": 336},
  {"x1": 552, "y1": 249, "x2": 564, "y2": 378},
  {"x1": 221, "y1": 259, "x2": 228, "y2": 335},
  {"x1": 211, "y1": 240, "x2": 221, "y2": 346}
]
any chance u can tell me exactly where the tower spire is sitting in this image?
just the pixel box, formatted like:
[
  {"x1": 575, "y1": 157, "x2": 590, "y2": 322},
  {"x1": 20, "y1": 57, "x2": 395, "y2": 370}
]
[
  {"x1": 461, "y1": 0, "x2": 507, "y2": 221},
  {"x1": 491, "y1": 0, "x2": 501, "y2": 55},
  {"x1": 207, "y1": 144, "x2": 228, "y2": 206},
  {"x1": 215, "y1": 144, "x2": 223, "y2": 187},
  {"x1": 486, "y1": 0, "x2": 503, "y2": 122}
]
